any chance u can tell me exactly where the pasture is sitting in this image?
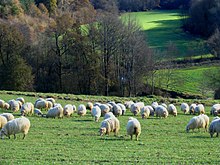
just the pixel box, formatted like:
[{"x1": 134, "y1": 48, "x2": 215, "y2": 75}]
[
  {"x1": 122, "y1": 10, "x2": 209, "y2": 58},
  {"x1": 0, "y1": 92, "x2": 219, "y2": 164}
]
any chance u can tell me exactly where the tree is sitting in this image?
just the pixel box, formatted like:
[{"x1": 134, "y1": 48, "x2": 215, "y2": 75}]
[{"x1": 207, "y1": 28, "x2": 220, "y2": 58}]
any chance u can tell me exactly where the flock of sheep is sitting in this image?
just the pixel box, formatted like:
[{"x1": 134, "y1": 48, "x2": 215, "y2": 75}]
[{"x1": 0, "y1": 97, "x2": 220, "y2": 140}]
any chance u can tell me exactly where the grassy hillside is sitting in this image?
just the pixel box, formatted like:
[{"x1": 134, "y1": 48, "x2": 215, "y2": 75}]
[
  {"x1": 122, "y1": 10, "x2": 209, "y2": 58},
  {"x1": 0, "y1": 93, "x2": 219, "y2": 164}
]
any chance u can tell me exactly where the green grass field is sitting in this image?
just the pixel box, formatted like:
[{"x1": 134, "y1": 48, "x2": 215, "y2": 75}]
[
  {"x1": 0, "y1": 93, "x2": 220, "y2": 164},
  {"x1": 122, "y1": 10, "x2": 209, "y2": 58}
]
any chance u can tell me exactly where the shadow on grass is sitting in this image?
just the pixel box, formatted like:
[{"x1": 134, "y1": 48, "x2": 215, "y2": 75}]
[
  {"x1": 98, "y1": 135, "x2": 126, "y2": 141},
  {"x1": 73, "y1": 119, "x2": 93, "y2": 122},
  {"x1": 187, "y1": 135, "x2": 210, "y2": 139}
]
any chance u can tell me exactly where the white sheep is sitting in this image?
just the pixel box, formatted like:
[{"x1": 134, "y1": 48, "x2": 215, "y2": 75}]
[
  {"x1": 9, "y1": 100, "x2": 21, "y2": 112},
  {"x1": 146, "y1": 105, "x2": 154, "y2": 116},
  {"x1": 4, "y1": 103, "x2": 10, "y2": 110},
  {"x1": 63, "y1": 104, "x2": 74, "y2": 117},
  {"x1": 117, "y1": 103, "x2": 126, "y2": 115},
  {"x1": 104, "y1": 112, "x2": 116, "y2": 119},
  {"x1": 112, "y1": 104, "x2": 122, "y2": 117},
  {"x1": 46, "y1": 98, "x2": 56, "y2": 107},
  {"x1": 77, "y1": 104, "x2": 87, "y2": 117},
  {"x1": 86, "y1": 102, "x2": 93, "y2": 111},
  {"x1": 199, "y1": 114, "x2": 209, "y2": 131},
  {"x1": 34, "y1": 99, "x2": 48, "y2": 110},
  {"x1": 194, "y1": 104, "x2": 205, "y2": 115},
  {"x1": 20, "y1": 102, "x2": 34, "y2": 116},
  {"x1": 186, "y1": 115, "x2": 206, "y2": 133},
  {"x1": 189, "y1": 103, "x2": 197, "y2": 115},
  {"x1": 46, "y1": 105, "x2": 64, "y2": 118},
  {"x1": 168, "y1": 104, "x2": 177, "y2": 116},
  {"x1": 0, "y1": 99, "x2": 5, "y2": 108},
  {"x1": 16, "y1": 97, "x2": 25, "y2": 105},
  {"x1": 141, "y1": 106, "x2": 150, "y2": 119},
  {"x1": 180, "y1": 103, "x2": 189, "y2": 114},
  {"x1": 130, "y1": 102, "x2": 144, "y2": 116},
  {"x1": 0, "y1": 116, "x2": 7, "y2": 129},
  {"x1": 0, "y1": 116, "x2": 30, "y2": 139},
  {"x1": 209, "y1": 118, "x2": 220, "y2": 138},
  {"x1": 210, "y1": 104, "x2": 220, "y2": 116},
  {"x1": 99, "y1": 104, "x2": 110, "y2": 116},
  {"x1": 124, "y1": 101, "x2": 134, "y2": 109},
  {"x1": 126, "y1": 117, "x2": 141, "y2": 141},
  {"x1": 151, "y1": 101, "x2": 158, "y2": 110},
  {"x1": 0, "y1": 113, "x2": 14, "y2": 121},
  {"x1": 91, "y1": 106, "x2": 101, "y2": 122},
  {"x1": 34, "y1": 109, "x2": 43, "y2": 116},
  {"x1": 161, "y1": 103, "x2": 167, "y2": 108},
  {"x1": 155, "y1": 105, "x2": 168, "y2": 118},
  {"x1": 99, "y1": 117, "x2": 120, "y2": 136}
]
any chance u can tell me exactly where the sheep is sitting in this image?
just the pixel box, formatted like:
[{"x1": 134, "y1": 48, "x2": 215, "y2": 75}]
[
  {"x1": 126, "y1": 117, "x2": 141, "y2": 141},
  {"x1": 199, "y1": 114, "x2": 209, "y2": 131},
  {"x1": 34, "y1": 99, "x2": 48, "y2": 110},
  {"x1": 161, "y1": 103, "x2": 167, "y2": 109},
  {"x1": 151, "y1": 101, "x2": 158, "y2": 110},
  {"x1": 209, "y1": 118, "x2": 220, "y2": 138},
  {"x1": 86, "y1": 102, "x2": 93, "y2": 111},
  {"x1": 72, "y1": 105, "x2": 77, "y2": 112},
  {"x1": 210, "y1": 104, "x2": 220, "y2": 116},
  {"x1": 141, "y1": 106, "x2": 150, "y2": 119},
  {"x1": 34, "y1": 109, "x2": 43, "y2": 116},
  {"x1": 4, "y1": 103, "x2": 10, "y2": 110},
  {"x1": 20, "y1": 102, "x2": 34, "y2": 116},
  {"x1": 117, "y1": 103, "x2": 126, "y2": 115},
  {"x1": 99, "y1": 104, "x2": 110, "y2": 116},
  {"x1": 130, "y1": 102, "x2": 144, "y2": 116},
  {"x1": 0, "y1": 116, "x2": 30, "y2": 139},
  {"x1": 46, "y1": 98, "x2": 56, "y2": 107},
  {"x1": 124, "y1": 101, "x2": 134, "y2": 109},
  {"x1": 9, "y1": 100, "x2": 21, "y2": 112},
  {"x1": 194, "y1": 104, "x2": 205, "y2": 115},
  {"x1": 104, "y1": 112, "x2": 116, "y2": 120},
  {"x1": 47, "y1": 101, "x2": 53, "y2": 109},
  {"x1": 112, "y1": 104, "x2": 122, "y2": 117},
  {"x1": 0, "y1": 113, "x2": 14, "y2": 121},
  {"x1": 0, "y1": 116, "x2": 7, "y2": 129},
  {"x1": 0, "y1": 99, "x2": 5, "y2": 108},
  {"x1": 46, "y1": 105, "x2": 64, "y2": 118},
  {"x1": 99, "y1": 117, "x2": 120, "y2": 136},
  {"x1": 16, "y1": 97, "x2": 25, "y2": 105},
  {"x1": 77, "y1": 104, "x2": 87, "y2": 117},
  {"x1": 186, "y1": 115, "x2": 206, "y2": 133},
  {"x1": 146, "y1": 105, "x2": 154, "y2": 116},
  {"x1": 189, "y1": 103, "x2": 197, "y2": 115},
  {"x1": 63, "y1": 104, "x2": 74, "y2": 117},
  {"x1": 180, "y1": 103, "x2": 189, "y2": 114},
  {"x1": 155, "y1": 105, "x2": 169, "y2": 118},
  {"x1": 168, "y1": 104, "x2": 177, "y2": 116},
  {"x1": 91, "y1": 106, "x2": 101, "y2": 122}
]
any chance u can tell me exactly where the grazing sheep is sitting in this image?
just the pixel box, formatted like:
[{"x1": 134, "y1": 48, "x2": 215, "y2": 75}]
[
  {"x1": 34, "y1": 109, "x2": 43, "y2": 116},
  {"x1": 126, "y1": 117, "x2": 141, "y2": 141},
  {"x1": 117, "y1": 103, "x2": 126, "y2": 115},
  {"x1": 189, "y1": 103, "x2": 197, "y2": 115},
  {"x1": 168, "y1": 104, "x2": 177, "y2": 117},
  {"x1": 0, "y1": 116, "x2": 30, "y2": 139},
  {"x1": 146, "y1": 105, "x2": 154, "y2": 116},
  {"x1": 180, "y1": 103, "x2": 189, "y2": 114},
  {"x1": 141, "y1": 106, "x2": 150, "y2": 119},
  {"x1": 104, "y1": 112, "x2": 116, "y2": 119},
  {"x1": 46, "y1": 98, "x2": 56, "y2": 107},
  {"x1": 186, "y1": 115, "x2": 206, "y2": 133},
  {"x1": 99, "y1": 117, "x2": 120, "y2": 136},
  {"x1": 20, "y1": 102, "x2": 34, "y2": 116},
  {"x1": 199, "y1": 114, "x2": 209, "y2": 131},
  {"x1": 4, "y1": 103, "x2": 10, "y2": 110},
  {"x1": 161, "y1": 103, "x2": 167, "y2": 109},
  {"x1": 210, "y1": 104, "x2": 220, "y2": 116},
  {"x1": 0, "y1": 99, "x2": 5, "y2": 108},
  {"x1": 209, "y1": 118, "x2": 220, "y2": 138},
  {"x1": 194, "y1": 104, "x2": 205, "y2": 115},
  {"x1": 151, "y1": 102, "x2": 158, "y2": 110},
  {"x1": 130, "y1": 102, "x2": 144, "y2": 116},
  {"x1": 124, "y1": 101, "x2": 134, "y2": 109},
  {"x1": 34, "y1": 99, "x2": 48, "y2": 110},
  {"x1": 16, "y1": 97, "x2": 25, "y2": 105},
  {"x1": 155, "y1": 105, "x2": 168, "y2": 118},
  {"x1": 91, "y1": 106, "x2": 101, "y2": 122},
  {"x1": 46, "y1": 105, "x2": 64, "y2": 118},
  {"x1": 47, "y1": 101, "x2": 53, "y2": 109},
  {"x1": 63, "y1": 104, "x2": 74, "y2": 117},
  {"x1": 0, "y1": 113, "x2": 14, "y2": 121},
  {"x1": 77, "y1": 104, "x2": 87, "y2": 117},
  {"x1": 72, "y1": 105, "x2": 77, "y2": 112},
  {"x1": 0, "y1": 116, "x2": 7, "y2": 129},
  {"x1": 99, "y1": 104, "x2": 110, "y2": 116},
  {"x1": 9, "y1": 100, "x2": 21, "y2": 112},
  {"x1": 112, "y1": 104, "x2": 122, "y2": 117},
  {"x1": 86, "y1": 102, "x2": 93, "y2": 111}
]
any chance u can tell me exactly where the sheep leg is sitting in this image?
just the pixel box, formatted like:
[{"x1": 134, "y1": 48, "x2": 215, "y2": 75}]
[
  {"x1": 23, "y1": 134, "x2": 26, "y2": 139},
  {"x1": 216, "y1": 133, "x2": 219, "y2": 137},
  {"x1": 14, "y1": 134, "x2": 16, "y2": 139},
  {"x1": 136, "y1": 135, "x2": 138, "y2": 141},
  {"x1": 130, "y1": 135, "x2": 133, "y2": 140}
]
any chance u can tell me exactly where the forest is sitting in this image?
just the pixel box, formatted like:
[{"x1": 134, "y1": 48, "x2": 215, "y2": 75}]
[{"x1": 0, "y1": 0, "x2": 220, "y2": 98}]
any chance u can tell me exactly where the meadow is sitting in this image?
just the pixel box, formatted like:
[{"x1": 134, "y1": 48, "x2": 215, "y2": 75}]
[{"x1": 0, "y1": 92, "x2": 220, "y2": 164}]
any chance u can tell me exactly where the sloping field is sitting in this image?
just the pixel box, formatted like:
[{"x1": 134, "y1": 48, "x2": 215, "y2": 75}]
[
  {"x1": 0, "y1": 92, "x2": 219, "y2": 164},
  {"x1": 122, "y1": 10, "x2": 209, "y2": 58}
]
